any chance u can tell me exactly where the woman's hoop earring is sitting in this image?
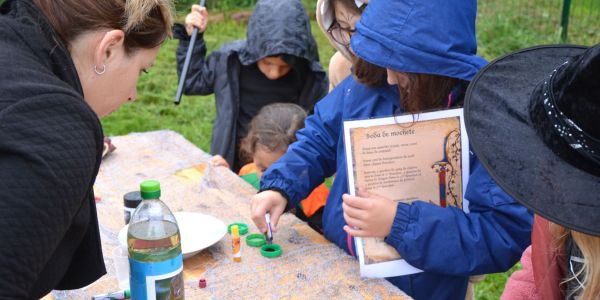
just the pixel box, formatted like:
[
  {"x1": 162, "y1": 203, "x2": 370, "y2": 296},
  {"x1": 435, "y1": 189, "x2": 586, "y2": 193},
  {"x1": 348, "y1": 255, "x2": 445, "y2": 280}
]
[{"x1": 94, "y1": 64, "x2": 106, "y2": 75}]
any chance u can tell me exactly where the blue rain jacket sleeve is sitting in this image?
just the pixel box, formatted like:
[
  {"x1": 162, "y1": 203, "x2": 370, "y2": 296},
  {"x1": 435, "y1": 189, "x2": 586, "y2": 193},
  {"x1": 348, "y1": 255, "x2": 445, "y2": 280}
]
[
  {"x1": 260, "y1": 83, "x2": 343, "y2": 209},
  {"x1": 384, "y1": 155, "x2": 533, "y2": 276},
  {"x1": 174, "y1": 24, "x2": 218, "y2": 96}
]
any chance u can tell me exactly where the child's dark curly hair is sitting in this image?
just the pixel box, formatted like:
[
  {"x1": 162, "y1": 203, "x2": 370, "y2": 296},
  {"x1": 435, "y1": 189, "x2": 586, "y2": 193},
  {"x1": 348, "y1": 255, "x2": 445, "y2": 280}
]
[{"x1": 240, "y1": 103, "x2": 307, "y2": 162}]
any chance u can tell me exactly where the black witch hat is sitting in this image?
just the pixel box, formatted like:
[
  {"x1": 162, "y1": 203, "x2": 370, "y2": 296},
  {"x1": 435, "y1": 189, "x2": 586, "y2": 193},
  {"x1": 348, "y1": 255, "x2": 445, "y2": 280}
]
[{"x1": 465, "y1": 44, "x2": 600, "y2": 236}]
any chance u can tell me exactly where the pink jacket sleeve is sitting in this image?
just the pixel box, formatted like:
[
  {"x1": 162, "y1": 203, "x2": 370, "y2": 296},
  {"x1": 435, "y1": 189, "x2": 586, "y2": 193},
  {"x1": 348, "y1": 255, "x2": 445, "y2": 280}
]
[{"x1": 501, "y1": 246, "x2": 539, "y2": 300}]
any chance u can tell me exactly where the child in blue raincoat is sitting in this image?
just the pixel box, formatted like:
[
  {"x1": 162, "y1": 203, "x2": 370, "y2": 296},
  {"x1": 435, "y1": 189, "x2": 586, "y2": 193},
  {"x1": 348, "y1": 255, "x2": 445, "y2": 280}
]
[{"x1": 250, "y1": 0, "x2": 533, "y2": 298}]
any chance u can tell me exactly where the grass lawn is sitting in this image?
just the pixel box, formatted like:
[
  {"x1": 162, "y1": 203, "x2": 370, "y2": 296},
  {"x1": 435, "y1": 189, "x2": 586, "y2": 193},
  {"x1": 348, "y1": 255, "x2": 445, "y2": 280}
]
[{"x1": 475, "y1": 264, "x2": 522, "y2": 300}]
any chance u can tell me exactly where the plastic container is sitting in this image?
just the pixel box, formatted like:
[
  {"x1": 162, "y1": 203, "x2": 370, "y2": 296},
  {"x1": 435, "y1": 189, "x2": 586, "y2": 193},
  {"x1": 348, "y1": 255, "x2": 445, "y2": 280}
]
[
  {"x1": 127, "y1": 180, "x2": 185, "y2": 299},
  {"x1": 123, "y1": 191, "x2": 142, "y2": 224}
]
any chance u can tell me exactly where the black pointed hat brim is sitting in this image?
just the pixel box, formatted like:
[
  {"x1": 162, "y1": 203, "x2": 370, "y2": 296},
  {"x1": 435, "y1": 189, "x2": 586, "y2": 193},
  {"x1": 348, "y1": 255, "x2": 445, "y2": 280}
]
[{"x1": 465, "y1": 45, "x2": 600, "y2": 236}]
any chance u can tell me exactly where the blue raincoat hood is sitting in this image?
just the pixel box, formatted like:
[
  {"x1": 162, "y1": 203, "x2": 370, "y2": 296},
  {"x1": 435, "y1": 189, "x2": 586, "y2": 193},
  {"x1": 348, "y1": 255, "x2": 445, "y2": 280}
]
[{"x1": 351, "y1": 0, "x2": 487, "y2": 81}]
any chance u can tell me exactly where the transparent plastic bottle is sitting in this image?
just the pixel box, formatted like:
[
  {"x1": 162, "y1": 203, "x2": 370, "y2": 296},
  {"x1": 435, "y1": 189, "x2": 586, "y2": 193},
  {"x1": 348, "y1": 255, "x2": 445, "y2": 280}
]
[{"x1": 127, "y1": 180, "x2": 185, "y2": 300}]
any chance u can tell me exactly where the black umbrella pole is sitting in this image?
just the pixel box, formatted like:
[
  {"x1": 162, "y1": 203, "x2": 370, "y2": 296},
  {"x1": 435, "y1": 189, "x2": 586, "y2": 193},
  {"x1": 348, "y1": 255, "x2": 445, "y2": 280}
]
[{"x1": 174, "y1": 0, "x2": 206, "y2": 105}]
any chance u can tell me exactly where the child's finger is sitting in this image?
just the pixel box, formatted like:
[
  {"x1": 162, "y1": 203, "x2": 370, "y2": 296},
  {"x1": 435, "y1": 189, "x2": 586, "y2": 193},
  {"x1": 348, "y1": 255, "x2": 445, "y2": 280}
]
[
  {"x1": 342, "y1": 200, "x2": 365, "y2": 220},
  {"x1": 198, "y1": 6, "x2": 208, "y2": 18},
  {"x1": 343, "y1": 225, "x2": 367, "y2": 237},
  {"x1": 191, "y1": 4, "x2": 203, "y2": 13},
  {"x1": 196, "y1": 9, "x2": 208, "y2": 32},
  {"x1": 192, "y1": 14, "x2": 203, "y2": 26},
  {"x1": 343, "y1": 212, "x2": 365, "y2": 229},
  {"x1": 250, "y1": 201, "x2": 268, "y2": 233},
  {"x1": 251, "y1": 217, "x2": 267, "y2": 233},
  {"x1": 209, "y1": 155, "x2": 220, "y2": 165},
  {"x1": 357, "y1": 188, "x2": 390, "y2": 202},
  {"x1": 342, "y1": 193, "x2": 371, "y2": 210},
  {"x1": 209, "y1": 155, "x2": 229, "y2": 168},
  {"x1": 269, "y1": 207, "x2": 284, "y2": 232},
  {"x1": 185, "y1": 14, "x2": 202, "y2": 35},
  {"x1": 356, "y1": 187, "x2": 371, "y2": 198}
]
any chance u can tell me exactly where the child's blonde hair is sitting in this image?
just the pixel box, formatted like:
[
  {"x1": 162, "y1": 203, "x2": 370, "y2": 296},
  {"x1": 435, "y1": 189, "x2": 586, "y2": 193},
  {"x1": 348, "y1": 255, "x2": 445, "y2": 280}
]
[
  {"x1": 551, "y1": 223, "x2": 600, "y2": 300},
  {"x1": 240, "y1": 103, "x2": 307, "y2": 162}
]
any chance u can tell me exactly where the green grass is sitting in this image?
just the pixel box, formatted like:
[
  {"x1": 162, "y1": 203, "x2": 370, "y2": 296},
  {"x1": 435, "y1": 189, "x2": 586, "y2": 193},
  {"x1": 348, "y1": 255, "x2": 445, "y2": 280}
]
[
  {"x1": 475, "y1": 264, "x2": 522, "y2": 300},
  {"x1": 476, "y1": 0, "x2": 600, "y2": 59}
]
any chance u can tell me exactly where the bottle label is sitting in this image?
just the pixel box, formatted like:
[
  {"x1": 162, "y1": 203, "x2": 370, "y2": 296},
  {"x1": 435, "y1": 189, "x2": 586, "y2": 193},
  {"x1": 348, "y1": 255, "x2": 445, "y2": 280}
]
[{"x1": 129, "y1": 254, "x2": 184, "y2": 300}]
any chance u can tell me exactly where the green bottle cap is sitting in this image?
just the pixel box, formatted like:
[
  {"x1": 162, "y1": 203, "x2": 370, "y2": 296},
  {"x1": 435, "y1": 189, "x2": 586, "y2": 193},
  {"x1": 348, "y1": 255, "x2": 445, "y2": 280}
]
[
  {"x1": 246, "y1": 233, "x2": 266, "y2": 247},
  {"x1": 260, "y1": 244, "x2": 282, "y2": 258},
  {"x1": 140, "y1": 180, "x2": 161, "y2": 199}
]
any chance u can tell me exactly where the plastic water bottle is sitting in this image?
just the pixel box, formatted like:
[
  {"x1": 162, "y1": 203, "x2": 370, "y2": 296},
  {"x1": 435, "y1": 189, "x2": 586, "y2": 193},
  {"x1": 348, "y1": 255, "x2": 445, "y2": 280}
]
[{"x1": 127, "y1": 180, "x2": 185, "y2": 299}]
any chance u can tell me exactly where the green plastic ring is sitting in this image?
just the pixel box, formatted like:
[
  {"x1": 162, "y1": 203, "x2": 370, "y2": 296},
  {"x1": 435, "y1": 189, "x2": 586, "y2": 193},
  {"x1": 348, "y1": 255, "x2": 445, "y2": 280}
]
[
  {"x1": 228, "y1": 223, "x2": 248, "y2": 235},
  {"x1": 246, "y1": 233, "x2": 266, "y2": 247},
  {"x1": 260, "y1": 244, "x2": 282, "y2": 258}
]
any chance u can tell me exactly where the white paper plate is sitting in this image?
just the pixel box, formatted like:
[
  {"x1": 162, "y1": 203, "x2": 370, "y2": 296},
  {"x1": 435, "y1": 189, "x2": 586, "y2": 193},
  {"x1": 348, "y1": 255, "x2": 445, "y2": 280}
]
[{"x1": 118, "y1": 211, "x2": 227, "y2": 259}]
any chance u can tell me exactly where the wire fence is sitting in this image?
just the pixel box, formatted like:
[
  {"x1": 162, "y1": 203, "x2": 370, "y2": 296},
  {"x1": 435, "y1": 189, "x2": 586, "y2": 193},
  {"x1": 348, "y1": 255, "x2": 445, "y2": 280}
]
[
  {"x1": 172, "y1": 0, "x2": 598, "y2": 54},
  {"x1": 0, "y1": 0, "x2": 597, "y2": 57},
  {"x1": 477, "y1": 0, "x2": 600, "y2": 57}
]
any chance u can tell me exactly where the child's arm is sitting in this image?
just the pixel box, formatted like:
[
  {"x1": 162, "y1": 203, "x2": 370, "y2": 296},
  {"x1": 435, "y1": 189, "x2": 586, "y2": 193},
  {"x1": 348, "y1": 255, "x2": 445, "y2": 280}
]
[
  {"x1": 391, "y1": 158, "x2": 532, "y2": 275},
  {"x1": 345, "y1": 157, "x2": 533, "y2": 276},
  {"x1": 173, "y1": 6, "x2": 217, "y2": 96}
]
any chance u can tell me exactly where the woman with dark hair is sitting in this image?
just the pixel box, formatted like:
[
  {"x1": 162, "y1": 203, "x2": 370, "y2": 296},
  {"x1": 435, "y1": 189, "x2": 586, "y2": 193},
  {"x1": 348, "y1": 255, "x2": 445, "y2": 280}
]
[
  {"x1": 250, "y1": 0, "x2": 533, "y2": 298},
  {"x1": 0, "y1": 0, "x2": 174, "y2": 298}
]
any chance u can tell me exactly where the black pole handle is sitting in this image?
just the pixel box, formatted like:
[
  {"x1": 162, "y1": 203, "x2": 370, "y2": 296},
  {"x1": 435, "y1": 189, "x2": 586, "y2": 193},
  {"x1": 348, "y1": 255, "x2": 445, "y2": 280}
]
[{"x1": 174, "y1": 0, "x2": 206, "y2": 105}]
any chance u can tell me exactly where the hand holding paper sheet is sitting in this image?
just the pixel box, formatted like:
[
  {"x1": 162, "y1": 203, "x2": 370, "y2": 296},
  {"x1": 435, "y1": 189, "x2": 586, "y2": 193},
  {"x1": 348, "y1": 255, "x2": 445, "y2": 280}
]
[{"x1": 343, "y1": 108, "x2": 470, "y2": 277}]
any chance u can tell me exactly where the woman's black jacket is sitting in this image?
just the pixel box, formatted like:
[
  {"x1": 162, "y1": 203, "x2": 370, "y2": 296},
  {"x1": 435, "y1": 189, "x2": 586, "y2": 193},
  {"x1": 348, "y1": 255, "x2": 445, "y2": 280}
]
[{"x1": 0, "y1": 0, "x2": 106, "y2": 298}]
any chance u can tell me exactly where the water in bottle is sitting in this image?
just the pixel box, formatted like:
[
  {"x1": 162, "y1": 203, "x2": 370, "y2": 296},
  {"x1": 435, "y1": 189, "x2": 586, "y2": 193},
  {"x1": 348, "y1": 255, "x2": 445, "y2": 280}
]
[{"x1": 128, "y1": 180, "x2": 185, "y2": 300}]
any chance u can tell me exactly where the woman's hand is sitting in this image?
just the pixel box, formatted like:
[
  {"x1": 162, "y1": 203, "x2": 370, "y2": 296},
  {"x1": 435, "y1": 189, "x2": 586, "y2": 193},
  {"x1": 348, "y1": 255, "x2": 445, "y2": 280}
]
[
  {"x1": 209, "y1": 155, "x2": 229, "y2": 168},
  {"x1": 251, "y1": 190, "x2": 287, "y2": 234},
  {"x1": 342, "y1": 189, "x2": 398, "y2": 238},
  {"x1": 185, "y1": 5, "x2": 208, "y2": 35}
]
